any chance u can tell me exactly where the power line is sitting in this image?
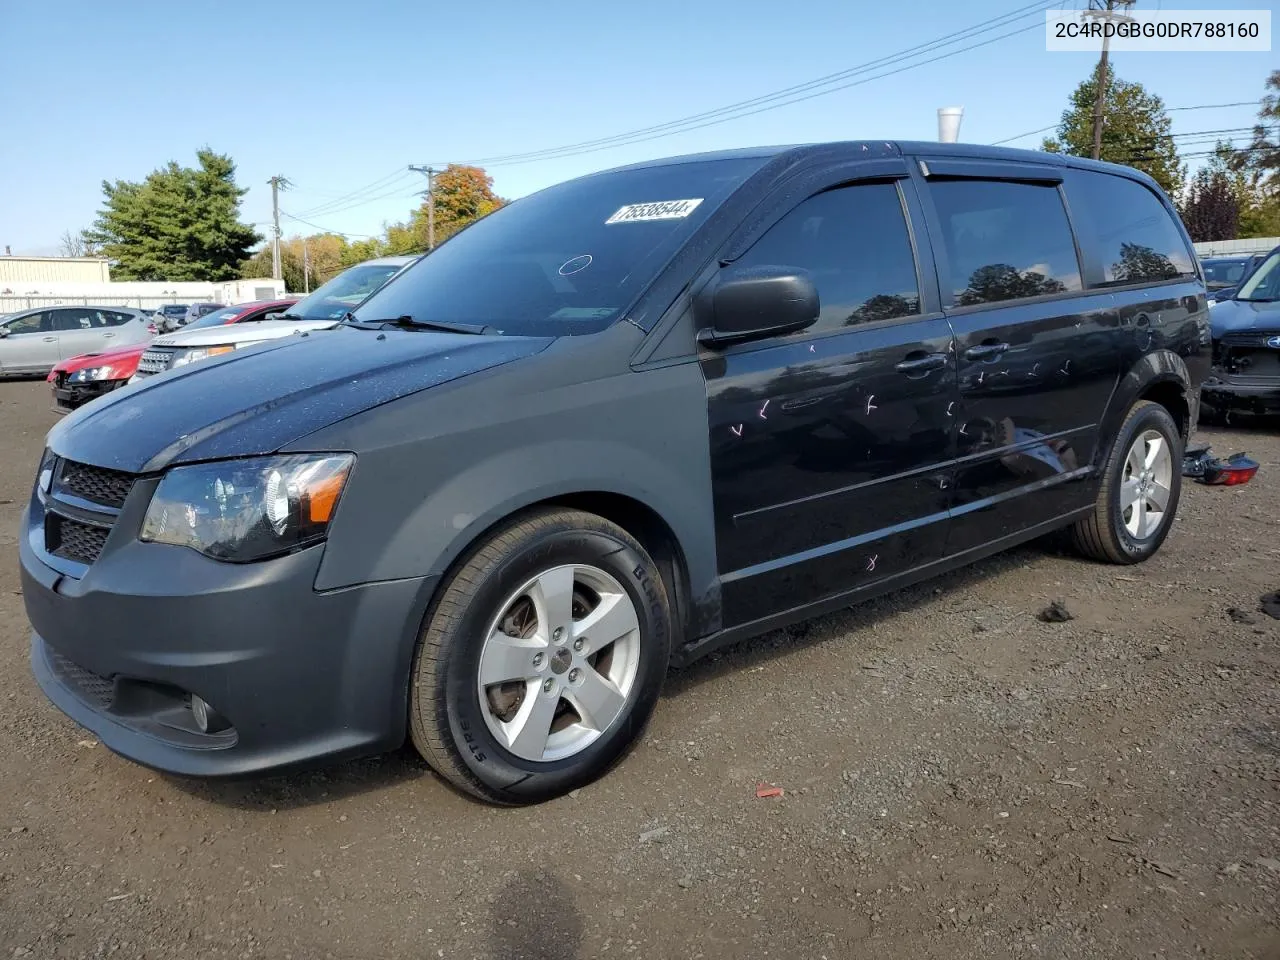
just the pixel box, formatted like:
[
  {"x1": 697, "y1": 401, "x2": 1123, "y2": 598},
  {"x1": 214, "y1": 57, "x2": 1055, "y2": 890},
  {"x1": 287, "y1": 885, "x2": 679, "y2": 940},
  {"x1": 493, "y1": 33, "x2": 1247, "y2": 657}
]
[
  {"x1": 425, "y1": 1, "x2": 1061, "y2": 168},
  {"x1": 292, "y1": 168, "x2": 418, "y2": 218},
  {"x1": 279, "y1": 211, "x2": 378, "y2": 239},
  {"x1": 991, "y1": 112, "x2": 1262, "y2": 146}
]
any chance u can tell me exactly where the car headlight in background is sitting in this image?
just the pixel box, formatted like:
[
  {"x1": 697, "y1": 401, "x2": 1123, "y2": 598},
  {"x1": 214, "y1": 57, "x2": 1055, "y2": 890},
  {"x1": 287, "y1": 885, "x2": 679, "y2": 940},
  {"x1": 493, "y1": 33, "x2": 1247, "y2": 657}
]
[
  {"x1": 67, "y1": 364, "x2": 122, "y2": 383},
  {"x1": 140, "y1": 454, "x2": 355, "y2": 562},
  {"x1": 170, "y1": 345, "x2": 235, "y2": 369}
]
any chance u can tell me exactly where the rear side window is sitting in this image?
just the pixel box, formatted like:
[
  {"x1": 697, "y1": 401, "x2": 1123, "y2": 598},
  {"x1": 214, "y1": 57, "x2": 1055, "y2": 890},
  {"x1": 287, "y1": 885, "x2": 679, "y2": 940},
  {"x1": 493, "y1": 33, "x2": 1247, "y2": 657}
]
[
  {"x1": 734, "y1": 181, "x2": 920, "y2": 331},
  {"x1": 928, "y1": 179, "x2": 1082, "y2": 307},
  {"x1": 1068, "y1": 173, "x2": 1194, "y2": 285}
]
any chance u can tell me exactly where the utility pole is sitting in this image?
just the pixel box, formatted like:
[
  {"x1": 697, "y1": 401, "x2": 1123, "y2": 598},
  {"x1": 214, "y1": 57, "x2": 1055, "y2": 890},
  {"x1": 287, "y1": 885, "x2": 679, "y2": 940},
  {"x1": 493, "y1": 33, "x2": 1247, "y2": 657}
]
[
  {"x1": 408, "y1": 165, "x2": 436, "y2": 250},
  {"x1": 267, "y1": 175, "x2": 290, "y2": 281},
  {"x1": 302, "y1": 238, "x2": 310, "y2": 294},
  {"x1": 1085, "y1": 0, "x2": 1136, "y2": 161}
]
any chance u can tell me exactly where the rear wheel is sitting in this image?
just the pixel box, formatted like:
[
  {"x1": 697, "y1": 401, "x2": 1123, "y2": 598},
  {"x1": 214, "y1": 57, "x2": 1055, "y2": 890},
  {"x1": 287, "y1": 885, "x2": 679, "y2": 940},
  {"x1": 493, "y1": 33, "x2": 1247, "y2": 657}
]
[
  {"x1": 1071, "y1": 400, "x2": 1182, "y2": 564},
  {"x1": 408, "y1": 508, "x2": 672, "y2": 804}
]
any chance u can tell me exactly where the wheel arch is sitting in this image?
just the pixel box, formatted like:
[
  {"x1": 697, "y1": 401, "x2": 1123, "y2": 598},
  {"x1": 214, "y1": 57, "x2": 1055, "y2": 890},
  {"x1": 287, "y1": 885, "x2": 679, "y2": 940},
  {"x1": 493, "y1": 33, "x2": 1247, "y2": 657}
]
[{"x1": 1099, "y1": 349, "x2": 1195, "y2": 462}]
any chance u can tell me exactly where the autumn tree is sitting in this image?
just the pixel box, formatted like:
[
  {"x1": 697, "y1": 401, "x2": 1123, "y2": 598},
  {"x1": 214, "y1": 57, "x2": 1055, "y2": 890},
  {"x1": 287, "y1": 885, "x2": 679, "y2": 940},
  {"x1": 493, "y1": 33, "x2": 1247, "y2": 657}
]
[
  {"x1": 1180, "y1": 165, "x2": 1240, "y2": 242},
  {"x1": 84, "y1": 149, "x2": 260, "y2": 280},
  {"x1": 1226, "y1": 71, "x2": 1280, "y2": 236},
  {"x1": 1043, "y1": 63, "x2": 1184, "y2": 197},
  {"x1": 386, "y1": 165, "x2": 506, "y2": 253}
]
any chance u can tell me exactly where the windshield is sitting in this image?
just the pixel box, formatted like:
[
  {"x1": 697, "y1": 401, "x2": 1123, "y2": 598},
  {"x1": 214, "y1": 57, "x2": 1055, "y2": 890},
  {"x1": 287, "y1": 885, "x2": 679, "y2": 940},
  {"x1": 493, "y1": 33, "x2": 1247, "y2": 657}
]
[
  {"x1": 351, "y1": 157, "x2": 767, "y2": 336},
  {"x1": 1201, "y1": 258, "x2": 1247, "y2": 289},
  {"x1": 286, "y1": 262, "x2": 407, "y2": 321},
  {"x1": 1236, "y1": 251, "x2": 1280, "y2": 301},
  {"x1": 182, "y1": 305, "x2": 242, "y2": 331}
]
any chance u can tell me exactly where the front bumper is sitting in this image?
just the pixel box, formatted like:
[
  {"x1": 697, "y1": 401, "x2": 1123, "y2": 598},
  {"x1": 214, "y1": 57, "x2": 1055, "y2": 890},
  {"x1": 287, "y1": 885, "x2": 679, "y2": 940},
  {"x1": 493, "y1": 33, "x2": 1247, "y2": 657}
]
[
  {"x1": 51, "y1": 378, "x2": 127, "y2": 414},
  {"x1": 1201, "y1": 376, "x2": 1280, "y2": 414},
  {"x1": 21, "y1": 505, "x2": 435, "y2": 777}
]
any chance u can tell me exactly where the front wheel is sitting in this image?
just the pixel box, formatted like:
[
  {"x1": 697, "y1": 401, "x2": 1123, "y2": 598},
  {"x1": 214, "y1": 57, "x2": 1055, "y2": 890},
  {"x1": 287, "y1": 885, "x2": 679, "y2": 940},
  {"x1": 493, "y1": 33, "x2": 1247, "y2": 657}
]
[
  {"x1": 408, "y1": 508, "x2": 672, "y2": 804},
  {"x1": 1071, "y1": 400, "x2": 1183, "y2": 564}
]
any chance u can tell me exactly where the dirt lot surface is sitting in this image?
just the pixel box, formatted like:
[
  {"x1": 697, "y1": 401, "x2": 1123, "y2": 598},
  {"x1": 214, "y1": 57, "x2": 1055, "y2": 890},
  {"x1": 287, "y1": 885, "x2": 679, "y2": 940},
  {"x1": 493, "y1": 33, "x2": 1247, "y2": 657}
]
[{"x1": 1, "y1": 378, "x2": 1278, "y2": 959}]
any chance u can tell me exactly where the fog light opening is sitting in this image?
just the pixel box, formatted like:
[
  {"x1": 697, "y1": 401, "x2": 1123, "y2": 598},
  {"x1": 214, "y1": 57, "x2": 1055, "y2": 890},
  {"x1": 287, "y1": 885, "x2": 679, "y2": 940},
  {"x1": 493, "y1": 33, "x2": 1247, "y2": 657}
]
[{"x1": 190, "y1": 694, "x2": 229, "y2": 734}]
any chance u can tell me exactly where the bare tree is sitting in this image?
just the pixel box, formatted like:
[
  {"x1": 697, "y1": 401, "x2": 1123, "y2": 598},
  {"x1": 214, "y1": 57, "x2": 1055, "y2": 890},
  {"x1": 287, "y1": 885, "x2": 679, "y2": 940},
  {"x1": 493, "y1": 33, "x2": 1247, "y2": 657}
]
[{"x1": 57, "y1": 230, "x2": 100, "y2": 258}]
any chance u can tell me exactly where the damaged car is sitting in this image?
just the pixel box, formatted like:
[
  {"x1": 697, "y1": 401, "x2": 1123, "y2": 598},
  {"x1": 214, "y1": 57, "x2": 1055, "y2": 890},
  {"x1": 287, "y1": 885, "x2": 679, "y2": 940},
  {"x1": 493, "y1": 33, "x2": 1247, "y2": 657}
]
[{"x1": 1203, "y1": 245, "x2": 1280, "y2": 418}]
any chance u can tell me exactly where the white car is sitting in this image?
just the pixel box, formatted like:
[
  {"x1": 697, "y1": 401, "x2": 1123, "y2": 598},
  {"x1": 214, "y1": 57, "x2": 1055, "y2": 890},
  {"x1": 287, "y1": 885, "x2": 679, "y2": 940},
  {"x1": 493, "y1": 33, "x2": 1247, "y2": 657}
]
[{"x1": 130, "y1": 255, "x2": 419, "y2": 381}]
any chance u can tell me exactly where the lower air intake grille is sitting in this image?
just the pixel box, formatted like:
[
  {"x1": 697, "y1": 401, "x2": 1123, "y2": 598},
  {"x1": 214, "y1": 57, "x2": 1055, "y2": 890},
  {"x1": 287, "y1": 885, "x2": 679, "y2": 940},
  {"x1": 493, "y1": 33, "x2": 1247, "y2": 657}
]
[{"x1": 47, "y1": 514, "x2": 111, "y2": 566}]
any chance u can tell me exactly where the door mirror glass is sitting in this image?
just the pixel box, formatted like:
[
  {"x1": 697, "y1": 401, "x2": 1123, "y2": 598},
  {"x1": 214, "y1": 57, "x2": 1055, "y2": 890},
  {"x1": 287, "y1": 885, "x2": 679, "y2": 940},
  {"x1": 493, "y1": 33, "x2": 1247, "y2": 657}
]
[
  {"x1": 0, "y1": 326, "x2": 8, "y2": 338},
  {"x1": 694, "y1": 265, "x2": 819, "y2": 345}
]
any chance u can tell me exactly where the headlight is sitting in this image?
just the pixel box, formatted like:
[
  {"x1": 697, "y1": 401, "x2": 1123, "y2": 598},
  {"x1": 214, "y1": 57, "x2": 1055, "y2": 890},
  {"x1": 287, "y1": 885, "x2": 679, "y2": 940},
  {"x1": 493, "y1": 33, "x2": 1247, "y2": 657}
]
[
  {"x1": 68, "y1": 365, "x2": 119, "y2": 383},
  {"x1": 140, "y1": 454, "x2": 354, "y2": 562},
  {"x1": 170, "y1": 345, "x2": 235, "y2": 369}
]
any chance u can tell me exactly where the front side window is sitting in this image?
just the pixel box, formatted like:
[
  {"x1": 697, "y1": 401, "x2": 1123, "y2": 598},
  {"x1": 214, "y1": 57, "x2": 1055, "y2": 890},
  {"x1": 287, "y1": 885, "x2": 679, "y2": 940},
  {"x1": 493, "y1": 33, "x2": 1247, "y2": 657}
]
[
  {"x1": 5, "y1": 311, "x2": 49, "y2": 334},
  {"x1": 1236, "y1": 250, "x2": 1280, "y2": 302},
  {"x1": 351, "y1": 156, "x2": 768, "y2": 336},
  {"x1": 1068, "y1": 172, "x2": 1195, "y2": 285},
  {"x1": 733, "y1": 181, "x2": 921, "y2": 331},
  {"x1": 929, "y1": 179, "x2": 1083, "y2": 307}
]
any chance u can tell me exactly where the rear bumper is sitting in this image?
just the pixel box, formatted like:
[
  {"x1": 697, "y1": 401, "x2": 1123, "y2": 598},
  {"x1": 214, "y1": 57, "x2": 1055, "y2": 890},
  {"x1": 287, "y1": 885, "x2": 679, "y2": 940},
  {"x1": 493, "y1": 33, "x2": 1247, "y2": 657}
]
[{"x1": 21, "y1": 512, "x2": 436, "y2": 777}]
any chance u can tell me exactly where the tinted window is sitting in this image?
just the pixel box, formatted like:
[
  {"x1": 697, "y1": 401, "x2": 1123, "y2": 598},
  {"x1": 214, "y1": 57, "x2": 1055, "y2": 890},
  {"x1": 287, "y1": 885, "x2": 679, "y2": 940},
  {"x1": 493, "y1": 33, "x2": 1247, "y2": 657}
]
[
  {"x1": 98, "y1": 311, "x2": 133, "y2": 327},
  {"x1": 929, "y1": 179, "x2": 1082, "y2": 307},
  {"x1": 1069, "y1": 173, "x2": 1194, "y2": 285},
  {"x1": 5, "y1": 311, "x2": 49, "y2": 334},
  {"x1": 352, "y1": 156, "x2": 769, "y2": 336},
  {"x1": 734, "y1": 182, "x2": 920, "y2": 331},
  {"x1": 53, "y1": 308, "x2": 96, "y2": 330}
]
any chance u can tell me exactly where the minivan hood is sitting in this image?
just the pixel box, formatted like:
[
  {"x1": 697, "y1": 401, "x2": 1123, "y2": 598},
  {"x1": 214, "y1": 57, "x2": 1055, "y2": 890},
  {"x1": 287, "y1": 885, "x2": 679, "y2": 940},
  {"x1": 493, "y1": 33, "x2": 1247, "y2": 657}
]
[
  {"x1": 1209, "y1": 297, "x2": 1280, "y2": 336},
  {"x1": 48, "y1": 325, "x2": 553, "y2": 473},
  {"x1": 155, "y1": 318, "x2": 337, "y2": 348}
]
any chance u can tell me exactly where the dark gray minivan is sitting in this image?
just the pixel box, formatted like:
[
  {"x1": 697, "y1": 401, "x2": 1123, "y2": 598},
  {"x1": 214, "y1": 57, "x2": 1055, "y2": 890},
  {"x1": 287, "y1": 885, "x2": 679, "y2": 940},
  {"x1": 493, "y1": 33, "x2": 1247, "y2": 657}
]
[{"x1": 21, "y1": 142, "x2": 1209, "y2": 803}]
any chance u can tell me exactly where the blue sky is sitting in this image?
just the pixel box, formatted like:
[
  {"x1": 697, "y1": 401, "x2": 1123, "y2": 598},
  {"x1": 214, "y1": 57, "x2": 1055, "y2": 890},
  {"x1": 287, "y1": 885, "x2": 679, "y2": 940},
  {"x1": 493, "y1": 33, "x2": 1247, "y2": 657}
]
[{"x1": 0, "y1": 0, "x2": 1271, "y2": 255}]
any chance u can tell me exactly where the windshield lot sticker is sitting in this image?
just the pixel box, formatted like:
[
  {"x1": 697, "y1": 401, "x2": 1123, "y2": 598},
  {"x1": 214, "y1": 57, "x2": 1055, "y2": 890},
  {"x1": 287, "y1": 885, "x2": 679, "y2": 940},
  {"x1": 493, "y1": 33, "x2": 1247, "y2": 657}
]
[{"x1": 605, "y1": 199, "x2": 703, "y2": 224}]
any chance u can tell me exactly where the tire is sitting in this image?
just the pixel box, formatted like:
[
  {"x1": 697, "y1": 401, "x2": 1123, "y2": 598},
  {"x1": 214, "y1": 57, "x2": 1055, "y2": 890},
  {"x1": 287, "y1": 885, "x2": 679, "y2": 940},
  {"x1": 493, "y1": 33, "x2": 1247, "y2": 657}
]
[
  {"x1": 408, "y1": 507, "x2": 673, "y2": 804},
  {"x1": 1071, "y1": 400, "x2": 1183, "y2": 564}
]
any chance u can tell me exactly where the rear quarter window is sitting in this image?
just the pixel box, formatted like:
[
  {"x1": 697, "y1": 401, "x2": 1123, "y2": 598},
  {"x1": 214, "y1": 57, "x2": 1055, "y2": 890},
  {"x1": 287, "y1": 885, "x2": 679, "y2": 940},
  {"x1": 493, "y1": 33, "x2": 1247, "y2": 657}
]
[{"x1": 1065, "y1": 172, "x2": 1195, "y2": 286}]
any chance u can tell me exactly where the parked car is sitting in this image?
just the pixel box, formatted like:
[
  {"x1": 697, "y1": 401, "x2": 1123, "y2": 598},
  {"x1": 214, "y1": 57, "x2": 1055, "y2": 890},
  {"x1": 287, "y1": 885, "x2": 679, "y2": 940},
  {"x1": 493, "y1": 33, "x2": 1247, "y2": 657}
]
[
  {"x1": 1202, "y1": 245, "x2": 1280, "y2": 417},
  {"x1": 0, "y1": 306, "x2": 152, "y2": 377},
  {"x1": 1201, "y1": 254, "x2": 1267, "y2": 304},
  {"x1": 153, "y1": 304, "x2": 190, "y2": 333},
  {"x1": 21, "y1": 142, "x2": 1208, "y2": 804},
  {"x1": 48, "y1": 299, "x2": 298, "y2": 413},
  {"x1": 130, "y1": 259, "x2": 414, "y2": 380},
  {"x1": 182, "y1": 302, "x2": 226, "y2": 326}
]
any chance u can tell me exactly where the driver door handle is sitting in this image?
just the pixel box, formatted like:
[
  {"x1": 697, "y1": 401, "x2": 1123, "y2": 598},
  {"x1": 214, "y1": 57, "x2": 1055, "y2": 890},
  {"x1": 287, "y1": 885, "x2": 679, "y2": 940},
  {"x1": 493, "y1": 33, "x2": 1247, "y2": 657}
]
[
  {"x1": 42, "y1": 336, "x2": 57, "y2": 342},
  {"x1": 964, "y1": 340, "x2": 1009, "y2": 361}
]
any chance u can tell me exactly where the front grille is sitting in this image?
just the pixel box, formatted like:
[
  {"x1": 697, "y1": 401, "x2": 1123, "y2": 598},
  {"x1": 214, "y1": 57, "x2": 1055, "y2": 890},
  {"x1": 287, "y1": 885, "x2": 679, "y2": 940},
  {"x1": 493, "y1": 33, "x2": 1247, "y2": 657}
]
[
  {"x1": 47, "y1": 514, "x2": 111, "y2": 565},
  {"x1": 135, "y1": 348, "x2": 172, "y2": 377},
  {"x1": 47, "y1": 649, "x2": 114, "y2": 709},
  {"x1": 57, "y1": 460, "x2": 135, "y2": 509}
]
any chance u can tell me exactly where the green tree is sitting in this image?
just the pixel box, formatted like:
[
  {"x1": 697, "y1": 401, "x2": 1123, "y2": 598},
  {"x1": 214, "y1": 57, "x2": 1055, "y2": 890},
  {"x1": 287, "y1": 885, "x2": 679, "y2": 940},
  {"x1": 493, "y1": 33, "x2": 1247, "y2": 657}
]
[
  {"x1": 386, "y1": 164, "x2": 506, "y2": 252},
  {"x1": 241, "y1": 232, "x2": 354, "y2": 293},
  {"x1": 1042, "y1": 63, "x2": 1184, "y2": 197},
  {"x1": 84, "y1": 149, "x2": 260, "y2": 281}
]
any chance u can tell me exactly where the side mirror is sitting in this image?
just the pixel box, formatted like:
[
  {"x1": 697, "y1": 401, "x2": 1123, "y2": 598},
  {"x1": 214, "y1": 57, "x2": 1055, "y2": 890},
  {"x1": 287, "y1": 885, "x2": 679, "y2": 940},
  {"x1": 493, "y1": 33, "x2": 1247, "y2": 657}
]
[
  {"x1": 694, "y1": 264, "x2": 819, "y2": 346},
  {"x1": 0, "y1": 327, "x2": 9, "y2": 338}
]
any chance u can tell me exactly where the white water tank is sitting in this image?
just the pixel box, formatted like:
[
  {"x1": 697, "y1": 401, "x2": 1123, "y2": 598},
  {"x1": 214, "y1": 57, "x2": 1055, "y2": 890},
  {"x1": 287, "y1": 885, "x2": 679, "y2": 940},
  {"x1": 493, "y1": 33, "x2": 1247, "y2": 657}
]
[{"x1": 938, "y1": 106, "x2": 964, "y2": 143}]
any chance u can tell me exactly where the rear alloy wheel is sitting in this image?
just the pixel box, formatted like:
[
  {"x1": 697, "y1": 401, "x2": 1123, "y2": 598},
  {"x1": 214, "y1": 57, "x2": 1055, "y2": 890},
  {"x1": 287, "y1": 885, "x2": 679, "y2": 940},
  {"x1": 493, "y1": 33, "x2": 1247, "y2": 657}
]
[
  {"x1": 1072, "y1": 400, "x2": 1183, "y2": 564},
  {"x1": 408, "y1": 508, "x2": 672, "y2": 804}
]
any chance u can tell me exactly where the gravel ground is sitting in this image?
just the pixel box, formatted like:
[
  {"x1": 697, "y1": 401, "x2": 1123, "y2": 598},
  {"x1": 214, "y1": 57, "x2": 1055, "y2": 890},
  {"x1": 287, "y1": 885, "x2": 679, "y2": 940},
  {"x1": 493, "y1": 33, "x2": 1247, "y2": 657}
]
[{"x1": 1, "y1": 378, "x2": 1277, "y2": 960}]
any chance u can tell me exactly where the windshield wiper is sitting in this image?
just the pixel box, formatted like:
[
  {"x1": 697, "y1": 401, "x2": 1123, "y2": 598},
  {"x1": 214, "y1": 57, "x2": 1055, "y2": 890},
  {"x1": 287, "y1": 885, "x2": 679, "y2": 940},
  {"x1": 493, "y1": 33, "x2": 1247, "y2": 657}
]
[{"x1": 348, "y1": 314, "x2": 496, "y2": 335}]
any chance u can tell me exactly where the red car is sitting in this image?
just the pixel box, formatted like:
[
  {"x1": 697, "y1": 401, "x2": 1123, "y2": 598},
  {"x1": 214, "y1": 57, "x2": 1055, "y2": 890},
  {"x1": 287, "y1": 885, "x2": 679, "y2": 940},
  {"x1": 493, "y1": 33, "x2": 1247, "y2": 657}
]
[{"x1": 49, "y1": 298, "x2": 297, "y2": 413}]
